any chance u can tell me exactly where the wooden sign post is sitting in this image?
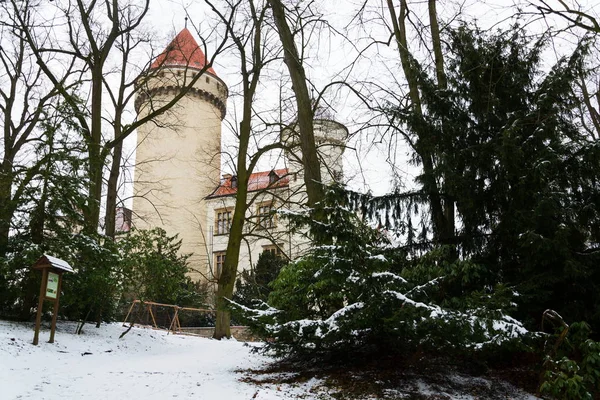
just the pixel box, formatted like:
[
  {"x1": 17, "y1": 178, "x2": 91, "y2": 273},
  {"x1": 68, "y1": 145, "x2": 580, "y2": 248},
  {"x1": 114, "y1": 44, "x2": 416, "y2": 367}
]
[{"x1": 31, "y1": 255, "x2": 74, "y2": 345}]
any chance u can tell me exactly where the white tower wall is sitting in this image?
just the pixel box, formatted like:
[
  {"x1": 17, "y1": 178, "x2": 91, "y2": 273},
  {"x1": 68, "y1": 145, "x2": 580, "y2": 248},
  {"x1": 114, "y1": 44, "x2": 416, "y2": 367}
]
[{"x1": 134, "y1": 66, "x2": 227, "y2": 280}]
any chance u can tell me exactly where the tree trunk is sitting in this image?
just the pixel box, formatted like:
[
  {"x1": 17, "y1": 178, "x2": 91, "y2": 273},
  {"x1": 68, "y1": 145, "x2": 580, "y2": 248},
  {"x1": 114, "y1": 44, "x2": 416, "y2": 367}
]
[
  {"x1": 211, "y1": 0, "x2": 266, "y2": 339},
  {"x1": 213, "y1": 173, "x2": 249, "y2": 339},
  {"x1": 387, "y1": 0, "x2": 452, "y2": 244},
  {"x1": 213, "y1": 93, "x2": 253, "y2": 338},
  {"x1": 104, "y1": 139, "x2": 123, "y2": 239},
  {"x1": 84, "y1": 67, "x2": 105, "y2": 234},
  {"x1": 269, "y1": 0, "x2": 324, "y2": 208},
  {"x1": 428, "y1": 0, "x2": 455, "y2": 243},
  {"x1": 0, "y1": 166, "x2": 13, "y2": 257}
]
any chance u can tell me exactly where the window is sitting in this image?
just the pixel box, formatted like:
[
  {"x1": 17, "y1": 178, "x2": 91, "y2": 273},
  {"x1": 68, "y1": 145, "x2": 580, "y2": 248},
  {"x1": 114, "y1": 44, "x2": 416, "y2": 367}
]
[
  {"x1": 215, "y1": 208, "x2": 232, "y2": 235},
  {"x1": 257, "y1": 202, "x2": 275, "y2": 229},
  {"x1": 231, "y1": 175, "x2": 238, "y2": 189},
  {"x1": 268, "y1": 170, "x2": 279, "y2": 185},
  {"x1": 262, "y1": 244, "x2": 282, "y2": 257},
  {"x1": 214, "y1": 251, "x2": 226, "y2": 279}
]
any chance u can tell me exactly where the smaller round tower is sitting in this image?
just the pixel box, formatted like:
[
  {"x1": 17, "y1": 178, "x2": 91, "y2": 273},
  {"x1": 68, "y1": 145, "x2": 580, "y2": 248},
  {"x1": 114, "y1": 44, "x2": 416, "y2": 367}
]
[
  {"x1": 133, "y1": 28, "x2": 228, "y2": 280},
  {"x1": 280, "y1": 113, "x2": 348, "y2": 260},
  {"x1": 281, "y1": 113, "x2": 348, "y2": 190}
]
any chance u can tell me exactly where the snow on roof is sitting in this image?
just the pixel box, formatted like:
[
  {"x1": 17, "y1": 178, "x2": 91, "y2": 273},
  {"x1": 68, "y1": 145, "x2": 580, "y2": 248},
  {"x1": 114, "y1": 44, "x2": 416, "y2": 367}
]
[
  {"x1": 150, "y1": 28, "x2": 217, "y2": 76},
  {"x1": 42, "y1": 254, "x2": 74, "y2": 273},
  {"x1": 207, "y1": 168, "x2": 289, "y2": 198}
]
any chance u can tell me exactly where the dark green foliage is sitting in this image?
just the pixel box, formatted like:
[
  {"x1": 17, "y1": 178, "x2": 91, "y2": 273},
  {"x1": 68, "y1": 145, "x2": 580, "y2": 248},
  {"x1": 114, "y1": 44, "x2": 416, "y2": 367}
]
[
  {"x1": 0, "y1": 232, "x2": 123, "y2": 324},
  {"x1": 0, "y1": 227, "x2": 204, "y2": 325},
  {"x1": 0, "y1": 239, "x2": 44, "y2": 320},
  {"x1": 118, "y1": 228, "x2": 205, "y2": 307},
  {"x1": 233, "y1": 251, "x2": 286, "y2": 307},
  {"x1": 0, "y1": 103, "x2": 92, "y2": 320},
  {"x1": 540, "y1": 322, "x2": 600, "y2": 399},
  {"x1": 240, "y1": 186, "x2": 529, "y2": 359},
  {"x1": 436, "y1": 26, "x2": 600, "y2": 330},
  {"x1": 355, "y1": 24, "x2": 600, "y2": 333},
  {"x1": 58, "y1": 234, "x2": 122, "y2": 324}
]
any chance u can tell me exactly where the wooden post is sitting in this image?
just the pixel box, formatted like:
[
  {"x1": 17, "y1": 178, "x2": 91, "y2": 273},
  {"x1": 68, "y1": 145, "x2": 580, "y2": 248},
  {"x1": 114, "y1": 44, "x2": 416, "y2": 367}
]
[
  {"x1": 175, "y1": 311, "x2": 181, "y2": 333},
  {"x1": 48, "y1": 273, "x2": 63, "y2": 343},
  {"x1": 33, "y1": 268, "x2": 48, "y2": 345},
  {"x1": 168, "y1": 307, "x2": 180, "y2": 335},
  {"x1": 122, "y1": 300, "x2": 138, "y2": 327},
  {"x1": 148, "y1": 304, "x2": 158, "y2": 329}
]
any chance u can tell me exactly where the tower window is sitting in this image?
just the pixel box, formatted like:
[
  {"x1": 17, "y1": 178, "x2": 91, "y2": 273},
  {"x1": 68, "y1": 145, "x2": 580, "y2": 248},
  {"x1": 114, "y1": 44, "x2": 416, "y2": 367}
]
[{"x1": 215, "y1": 208, "x2": 233, "y2": 235}]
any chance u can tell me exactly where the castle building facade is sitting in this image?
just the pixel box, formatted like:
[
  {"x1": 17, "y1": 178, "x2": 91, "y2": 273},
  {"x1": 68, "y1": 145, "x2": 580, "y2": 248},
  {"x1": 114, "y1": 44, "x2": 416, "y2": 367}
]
[{"x1": 133, "y1": 29, "x2": 347, "y2": 284}]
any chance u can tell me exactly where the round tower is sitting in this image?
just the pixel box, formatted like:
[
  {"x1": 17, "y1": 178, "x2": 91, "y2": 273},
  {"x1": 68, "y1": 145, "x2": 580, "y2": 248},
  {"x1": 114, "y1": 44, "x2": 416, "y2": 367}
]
[
  {"x1": 133, "y1": 28, "x2": 228, "y2": 280},
  {"x1": 281, "y1": 114, "x2": 348, "y2": 190},
  {"x1": 280, "y1": 114, "x2": 348, "y2": 260}
]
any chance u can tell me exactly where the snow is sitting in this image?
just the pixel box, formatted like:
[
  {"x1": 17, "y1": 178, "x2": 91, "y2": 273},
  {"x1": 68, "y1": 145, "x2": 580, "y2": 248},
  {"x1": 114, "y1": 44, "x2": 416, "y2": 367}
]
[
  {"x1": 0, "y1": 320, "x2": 328, "y2": 400},
  {"x1": 43, "y1": 254, "x2": 74, "y2": 273},
  {"x1": 0, "y1": 320, "x2": 540, "y2": 399},
  {"x1": 371, "y1": 271, "x2": 407, "y2": 283}
]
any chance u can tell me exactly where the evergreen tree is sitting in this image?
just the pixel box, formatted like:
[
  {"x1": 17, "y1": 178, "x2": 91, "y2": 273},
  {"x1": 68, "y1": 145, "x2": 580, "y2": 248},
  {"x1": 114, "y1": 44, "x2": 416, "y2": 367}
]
[
  {"x1": 426, "y1": 25, "x2": 600, "y2": 330},
  {"x1": 233, "y1": 251, "x2": 287, "y2": 308},
  {"x1": 367, "y1": 24, "x2": 600, "y2": 332},
  {"x1": 118, "y1": 228, "x2": 204, "y2": 307},
  {"x1": 240, "y1": 186, "x2": 528, "y2": 360}
]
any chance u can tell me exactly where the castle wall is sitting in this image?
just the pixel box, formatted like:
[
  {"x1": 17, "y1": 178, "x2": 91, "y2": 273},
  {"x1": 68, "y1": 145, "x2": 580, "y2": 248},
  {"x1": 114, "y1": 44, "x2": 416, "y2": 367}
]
[{"x1": 205, "y1": 188, "x2": 296, "y2": 286}]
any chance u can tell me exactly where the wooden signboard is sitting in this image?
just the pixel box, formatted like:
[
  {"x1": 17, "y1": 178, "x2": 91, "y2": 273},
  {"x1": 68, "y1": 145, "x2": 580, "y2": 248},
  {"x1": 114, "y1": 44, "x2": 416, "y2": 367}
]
[{"x1": 31, "y1": 255, "x2": 74, "y2": 345}]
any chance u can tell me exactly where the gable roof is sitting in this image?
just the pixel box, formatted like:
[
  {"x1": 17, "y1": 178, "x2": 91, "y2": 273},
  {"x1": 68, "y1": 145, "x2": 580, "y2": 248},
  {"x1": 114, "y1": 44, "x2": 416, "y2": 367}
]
[
  {"x1": 207, "y1": 168, "x2": 289, "y2": 198},
  {"x1": 151, "y1": 28, "x2": 217, "y2": 75},
  {"x1": 32, "y1": 254, "x2": 74, "y2": 273}
]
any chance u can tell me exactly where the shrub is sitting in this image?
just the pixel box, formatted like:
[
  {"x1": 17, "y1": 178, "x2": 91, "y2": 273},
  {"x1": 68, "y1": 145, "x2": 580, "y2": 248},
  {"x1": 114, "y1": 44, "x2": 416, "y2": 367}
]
[
  {"x1": 237, "y1": 186, "x2": 530, "y2": 360},
  {"x1": 118, "y1": 228, "x2": 207, "y2": 307},
  {"x1": 233, "y1": 251, "x2": 287, "y2": 308},
  {"x1": 540, "y1": 321, "x2": 600, "y2": 399}
]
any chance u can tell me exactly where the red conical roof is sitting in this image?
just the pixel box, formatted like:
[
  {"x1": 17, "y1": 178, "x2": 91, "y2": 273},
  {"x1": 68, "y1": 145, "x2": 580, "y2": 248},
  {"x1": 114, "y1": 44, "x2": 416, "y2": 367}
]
[{"x1": 151, "y1": 28, "x2": 216, "y2": 75}]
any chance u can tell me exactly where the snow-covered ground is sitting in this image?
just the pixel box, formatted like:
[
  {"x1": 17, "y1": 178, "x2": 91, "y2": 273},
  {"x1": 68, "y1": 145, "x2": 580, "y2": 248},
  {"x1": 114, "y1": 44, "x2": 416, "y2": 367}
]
[
  {"x1": 0, "y1": 320, "x2": 327, "y2": 400},
  {"x1": 0, "y1": 320, "x2": 540, "y2": 400}
]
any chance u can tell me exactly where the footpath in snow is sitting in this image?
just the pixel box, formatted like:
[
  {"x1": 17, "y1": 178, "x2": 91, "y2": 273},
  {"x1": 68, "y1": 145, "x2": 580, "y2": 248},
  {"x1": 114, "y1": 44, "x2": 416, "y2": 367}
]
[
  {"x1": 0, "y1": 320, "x2": 325, "y2": 400},
  {"x1": 0, "y1": 320, "x2": 541, "y2": 399}
]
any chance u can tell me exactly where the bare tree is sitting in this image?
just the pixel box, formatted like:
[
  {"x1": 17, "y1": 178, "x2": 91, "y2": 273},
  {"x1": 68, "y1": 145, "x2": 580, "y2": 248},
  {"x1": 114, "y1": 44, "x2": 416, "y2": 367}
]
[
  {"x1": 533, "y1": 0, "x2": 599, "y2": 33},
  {"x1": 9, "y1": 0, "x2": 229, "y2": 236},
  {"x1": 268, "y1": 0, "x2": 324, "y2": 209},
  {"x1": 201, "y1": 0, "x2": 287, "y2": 339},
  {"x1": 0, "y1": 1, "x2": 75, "y2": 255},
  {"x1": 526, "y1": 0, "x2": 600, "y2": 141},
  {"x1": 384, "y1": 0, "x2": 455, "y2": 245}
]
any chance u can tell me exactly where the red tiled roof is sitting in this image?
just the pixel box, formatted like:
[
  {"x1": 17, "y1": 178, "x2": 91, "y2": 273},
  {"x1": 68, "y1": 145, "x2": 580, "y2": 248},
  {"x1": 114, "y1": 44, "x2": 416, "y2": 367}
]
[
  {"x1": 151, "y1": 28, "x2": 217, "y2": 75},
  {"x1": 208, "y1": 169, "x2": 289, "y2": 198}
]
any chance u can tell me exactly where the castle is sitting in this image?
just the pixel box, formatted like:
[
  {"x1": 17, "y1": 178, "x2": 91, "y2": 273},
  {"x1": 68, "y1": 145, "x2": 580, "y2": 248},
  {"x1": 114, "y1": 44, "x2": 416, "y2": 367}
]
[{"x1": 133, "y1": 28, "x2": 347, "y2": 285}]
